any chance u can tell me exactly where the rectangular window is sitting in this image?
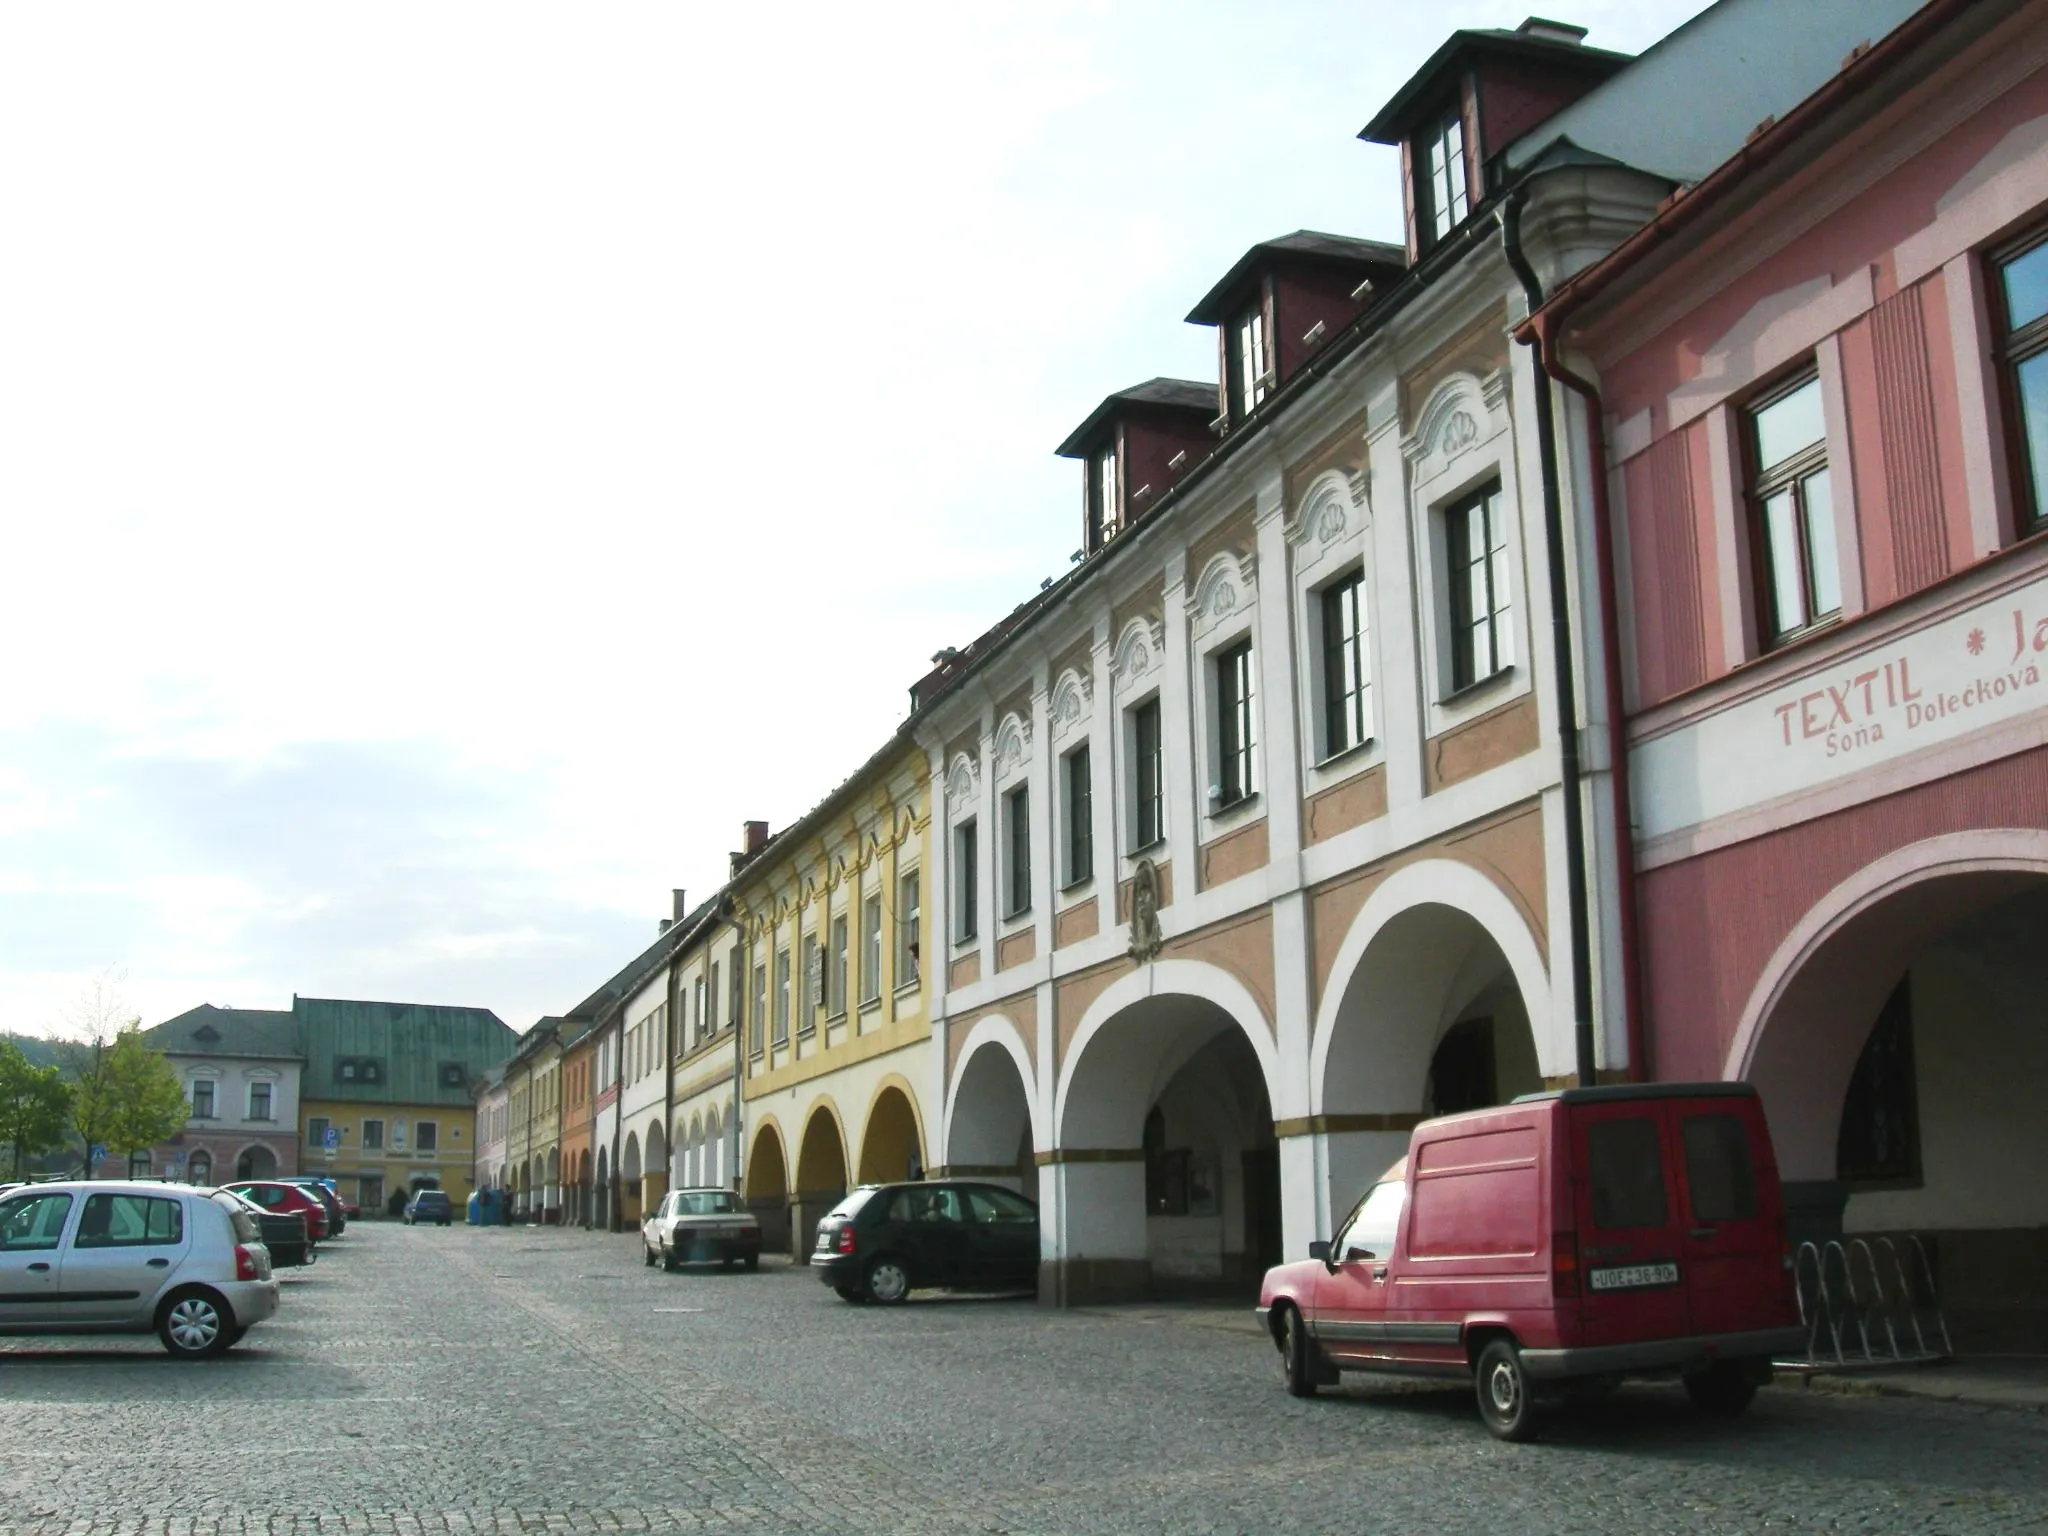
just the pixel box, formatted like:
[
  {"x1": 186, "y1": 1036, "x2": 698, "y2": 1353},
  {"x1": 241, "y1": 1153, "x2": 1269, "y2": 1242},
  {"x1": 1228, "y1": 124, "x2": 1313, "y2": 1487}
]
[
  {"x1": 75, "y1": 1194, "x2": 182, "y2": 1249},
  {"x1": 694, "y1": 976, "x2": 708, "y2": 1043},
  {"x1": 954, "y1": 821, "x2": 979, "y2": 941},
  {"x1": 1320, "y1": 569, "x2": 1370, "y2": 757},
  {"x1": 830, "y1": 913, "x2": 848, "y2": 1015},
  {"x1": 362, "y1": 1119, "x2": 383, "y2": 1151},
  {"x1": 1681, "y1": 1115, "x2": 1758, "y2": 1223},
  {"x1": 191, "y1": 1080, "x2": 215, "y2": 1119},
  {"x1": 306, "y1": 1116, "x2": 330, "y2": 1149},
  {"x1": 1587, "y1": 1118, "x2": 1670, "y2": 1230},
  {"x1": 773, "y1": 949, "x2": 791, "y2": 1045},
  {"x1": 1004, "y1": 785, "x2": 1031, "y2": 917},
  {"x1": 1228, "y1": 303, "x2": 1269, "y2": 422},
  {"x1": 415, "y1": 1121, "x2": 438, "y2": 1153},
  {"x1": 1092, "y1": 442, "x2": 1119, "y2": 550},
  {"x1": 1131, "y1": 698, "x2": 1163, "y2": 850},
  {"x1": 1445, "y1": 481, "x2": 1512, "y2": 690},
  {"x1": 751, "y1": 963, "x2": 767, "y2": 1054},
  {"x1": 800, "y1": 934, "x2": 820, "y2": 1033},
  {"x1": 1748, "y1": 371, "x2": 1838, "y2": 645},
  {"x1": 1838, "y1": 977, "x2": 1919, "y2": 1186},
  {"x1": 1214, "y1": 640, "x2": 1254, "y2": 807},
  {"x1": 1421, "y1": 105, "x2": 1469, "y2": 244},
  {"x1": 248, "y1": 1082, "x2": 273, "y2": 1121},
  {"x1": 1999, "y1": 231, "x2": 2048, "y2": 529},
  {"x1": 898, "y1": 871, "x2": 921, "y2": 984},
  {"x1": 863, "y1": 892, "x2": 884, "y2": 1002},
  {"x1": 1063, "y1": 743, "x2": 1093, "y2": 887}
]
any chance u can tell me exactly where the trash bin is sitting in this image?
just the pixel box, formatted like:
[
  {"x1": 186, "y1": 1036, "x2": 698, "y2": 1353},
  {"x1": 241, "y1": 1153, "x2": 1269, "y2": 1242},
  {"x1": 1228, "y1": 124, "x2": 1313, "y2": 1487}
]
[{"x1": 467, "y1": 1191, "x2": 482, "y2": 1225}]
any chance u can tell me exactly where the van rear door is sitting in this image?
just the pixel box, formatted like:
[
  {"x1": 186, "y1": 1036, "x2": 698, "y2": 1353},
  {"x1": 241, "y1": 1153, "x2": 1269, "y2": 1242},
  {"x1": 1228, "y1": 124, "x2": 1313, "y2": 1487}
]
[
  {"x1": 1570, "y1": 1100, "x2": 1690, "y2": 1344},
  {"x1": 1672, "y1": 1099, "x2": 1787, "y2": 1336}
]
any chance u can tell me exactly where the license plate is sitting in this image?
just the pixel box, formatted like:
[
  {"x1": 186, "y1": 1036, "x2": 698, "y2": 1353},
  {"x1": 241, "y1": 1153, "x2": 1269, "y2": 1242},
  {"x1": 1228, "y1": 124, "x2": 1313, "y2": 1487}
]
[
  {"x1": 1588, "y1": 1261, "x2": 1680, "y2": 1291},
  {"x1": 816, "y1": 1230, "x2": 833, "y2": 1250}
]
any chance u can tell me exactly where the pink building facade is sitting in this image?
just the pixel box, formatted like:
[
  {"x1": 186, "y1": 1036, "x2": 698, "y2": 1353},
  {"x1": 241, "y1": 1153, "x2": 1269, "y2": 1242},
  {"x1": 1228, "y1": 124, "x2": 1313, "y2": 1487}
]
[{"x1": 1539, "y1": 0, "x2": 2048, "y2": 1348}]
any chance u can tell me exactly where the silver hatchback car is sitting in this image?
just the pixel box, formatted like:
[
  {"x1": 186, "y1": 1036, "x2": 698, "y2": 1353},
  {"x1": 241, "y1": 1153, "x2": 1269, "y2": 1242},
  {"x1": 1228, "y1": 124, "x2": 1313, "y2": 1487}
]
[{"x1": 0, "y1": 1180, "x2": 280, "y2": 1357}]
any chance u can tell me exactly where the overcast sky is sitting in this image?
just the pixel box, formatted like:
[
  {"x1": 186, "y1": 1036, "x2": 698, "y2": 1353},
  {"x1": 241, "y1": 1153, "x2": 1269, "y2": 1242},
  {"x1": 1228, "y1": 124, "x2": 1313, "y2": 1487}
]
[{"x1": 1, "y1": 1, "x2": 1714, "y2": 1039}]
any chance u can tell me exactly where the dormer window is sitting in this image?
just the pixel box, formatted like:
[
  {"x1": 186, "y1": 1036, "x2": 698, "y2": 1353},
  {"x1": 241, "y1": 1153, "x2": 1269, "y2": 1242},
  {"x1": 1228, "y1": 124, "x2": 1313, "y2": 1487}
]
[
  {"x1": 1419, "y1": 104, "x2": 1470, "y2": 245},
  {"x1": 1091, "y1": 442, "x2": 1120, "y2": 549},
  {"x1": 1227, "y1": 302, "x2": 1270, "y2": 423}
]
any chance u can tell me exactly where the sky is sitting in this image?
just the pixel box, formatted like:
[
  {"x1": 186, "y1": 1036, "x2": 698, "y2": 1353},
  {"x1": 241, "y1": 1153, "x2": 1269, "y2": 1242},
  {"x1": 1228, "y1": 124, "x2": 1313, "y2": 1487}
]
[{"x1": 0, "y1": 0, "x2": 1715, "y2": 1040}]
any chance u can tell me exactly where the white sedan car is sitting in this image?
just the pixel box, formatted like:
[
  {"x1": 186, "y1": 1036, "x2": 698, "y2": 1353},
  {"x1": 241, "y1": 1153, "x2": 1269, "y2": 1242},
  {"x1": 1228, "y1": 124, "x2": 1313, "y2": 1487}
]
[
  {"x1": 0, "y1": 1180, "x2": 280, "y2": 1357},
  {"x1": 641, "y1": 1187, "x2": 763, "y2": 1271}
]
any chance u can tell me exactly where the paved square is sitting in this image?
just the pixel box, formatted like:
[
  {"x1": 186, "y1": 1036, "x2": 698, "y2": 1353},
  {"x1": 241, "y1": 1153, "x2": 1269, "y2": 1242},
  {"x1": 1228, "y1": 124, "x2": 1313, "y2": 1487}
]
[{"x1": 3, "y1": 1223, "x2": 2045, "y2": 1534}]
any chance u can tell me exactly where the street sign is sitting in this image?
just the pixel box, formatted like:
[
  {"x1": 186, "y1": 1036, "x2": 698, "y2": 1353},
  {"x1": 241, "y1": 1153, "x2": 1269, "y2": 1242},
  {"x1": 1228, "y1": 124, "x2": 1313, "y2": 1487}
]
[{"x1": 323, "y1": 1127, "x2": 340, "y2": 1150}]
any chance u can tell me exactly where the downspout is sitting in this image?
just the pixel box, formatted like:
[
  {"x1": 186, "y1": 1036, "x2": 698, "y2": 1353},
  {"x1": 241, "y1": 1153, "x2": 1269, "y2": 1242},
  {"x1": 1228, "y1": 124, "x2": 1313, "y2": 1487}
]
[
  {"x1": 1498, "y1": 190, "x2": 1598, "y2": 1089},
  {"x1": 1525, "y1": 308, "x2": 1651, "y2": 1086},
  {"x1": 663, "y1": 950, "x2": 679, "y2": 1200},
  {"x1": 731, "y1": 907, "x2": 747, "y2": 1194},
  {"x1": 607, "y1": 1006, "x2": 624, "y2": 1233}
]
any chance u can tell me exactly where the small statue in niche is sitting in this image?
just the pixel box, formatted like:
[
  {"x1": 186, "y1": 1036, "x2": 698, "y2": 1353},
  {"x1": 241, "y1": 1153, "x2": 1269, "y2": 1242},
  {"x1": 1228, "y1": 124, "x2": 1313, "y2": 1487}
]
[{"x1": 1127, "y1": 857, "x2": 1164, "y2": 964}]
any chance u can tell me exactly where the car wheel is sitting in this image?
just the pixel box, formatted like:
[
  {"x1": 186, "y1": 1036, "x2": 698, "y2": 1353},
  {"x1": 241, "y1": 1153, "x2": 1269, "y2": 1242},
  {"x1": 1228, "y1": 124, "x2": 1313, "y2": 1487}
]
[
  {"x1": 863, "y1": 1255, "x2": 911, "y2": 1304},
  {"x1": 643, "y1": 1240, "x2": 657, "y2": 1267},
  {"x1": 1684, "y1": 1362, "x2": 1759, "y2": 1417},
  {"x1": 835, "y1": 1285, "x2": 865, "y2": 1303},
  {"x1": 158, "y1": 1289, "x2": 234, "y2": 1359},
  {"x1": 661, "y1": 1242, "x2": 680, "y2": 1273},
  {"x1": 1278, "y1": 1305, "x2": 1320, "y2": 1398},
  {"x1": 438, "y1": 1219, "x2": 449, "y2": 1228},
  {"x1": 743, "y1": 1253, "x2": 759, "y2": 1272},
  {"x1": 1475, "y1": 1338, "x2": 1538, "y2": 1442}
]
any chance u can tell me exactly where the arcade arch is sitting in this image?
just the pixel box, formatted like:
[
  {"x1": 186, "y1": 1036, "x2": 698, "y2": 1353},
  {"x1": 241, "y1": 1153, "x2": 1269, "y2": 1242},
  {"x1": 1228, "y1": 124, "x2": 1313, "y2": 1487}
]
[
  {"x1": 946, "y1": 1024, "x2": 1035, "y2": 1191},
  {"x1": 642, "y1": 1119, "x2": 668, "y2": 1214},
  {"x1": 794, "y1": 1102, "x2": 850, "y2": 1254},
  {"x1": 856, "y1": 1079, "x2": 925, "y2": 1186},
  {"x1": 745, "y1": 1119, "x2": 790, "y2": 1253}
]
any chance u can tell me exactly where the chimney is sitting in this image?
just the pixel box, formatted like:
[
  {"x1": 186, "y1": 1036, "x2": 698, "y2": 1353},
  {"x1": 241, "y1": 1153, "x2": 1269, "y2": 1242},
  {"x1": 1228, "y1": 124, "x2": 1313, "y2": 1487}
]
[
  {"x1": 1517, "y1": 16, "x2": 1589, "y2": 44},
  {"x1": 673, "y1": 888, "x2": 688, "y2": 924},
  {"x1": 744, "y1": 820, "x2": 769, "y2": 855},
  {"x1": 658, "y1": 918, "x2": 672, "y2": 936}
]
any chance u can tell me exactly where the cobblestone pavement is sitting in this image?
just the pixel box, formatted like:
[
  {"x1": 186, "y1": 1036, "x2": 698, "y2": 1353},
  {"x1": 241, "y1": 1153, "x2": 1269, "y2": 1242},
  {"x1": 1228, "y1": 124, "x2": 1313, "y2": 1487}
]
[{"x1": 3, "y1": 1222, "x2": 2046, "y2": 1535}]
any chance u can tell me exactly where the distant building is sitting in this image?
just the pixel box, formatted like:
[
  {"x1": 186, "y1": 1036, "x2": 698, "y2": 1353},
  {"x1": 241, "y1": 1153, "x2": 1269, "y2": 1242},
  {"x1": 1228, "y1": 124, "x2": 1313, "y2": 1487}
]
[{"x1": 141, "y1": 1005, "x2": 303, "y2": 1184}]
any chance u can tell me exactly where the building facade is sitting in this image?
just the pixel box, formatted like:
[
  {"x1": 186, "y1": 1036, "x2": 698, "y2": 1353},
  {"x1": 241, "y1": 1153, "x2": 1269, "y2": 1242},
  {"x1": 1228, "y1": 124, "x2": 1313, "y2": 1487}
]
[
  {"x1": 142, "y1": 1005, "x2": 303, "y2": 1184},
  {"x1": 1535, "y1": 0, "x2": 2048, "y2": 1348},
  {"x1": 558, "y1": 1020, "x2": 596, "y2": 1227}
]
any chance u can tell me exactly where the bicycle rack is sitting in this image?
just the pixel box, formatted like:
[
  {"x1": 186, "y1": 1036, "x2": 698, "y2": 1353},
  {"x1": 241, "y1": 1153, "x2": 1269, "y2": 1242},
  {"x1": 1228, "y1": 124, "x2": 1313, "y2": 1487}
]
[{"x1": 1784, "y1": 1235, "x2": 1952, "y2": 1372}]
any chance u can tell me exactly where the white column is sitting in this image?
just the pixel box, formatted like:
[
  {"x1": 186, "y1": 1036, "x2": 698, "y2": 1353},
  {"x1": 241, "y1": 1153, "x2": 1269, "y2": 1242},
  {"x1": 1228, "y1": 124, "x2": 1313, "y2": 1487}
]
[
  {"x1": 1368, "y1": 405, "x2": 1425, "y2": 811},
  {"x1": 1088, "y1": 608, "x2": 1117, "y2": 941},
  {"x1": 1028, "y1": 662, "x2": 1054, "y2": 946},
  {"x1": 977, "y1": 702, "x2": 998, "y2": 983},
  {"x1": 1160, "y1": 549, "x2": 1197, "y2": 892}
]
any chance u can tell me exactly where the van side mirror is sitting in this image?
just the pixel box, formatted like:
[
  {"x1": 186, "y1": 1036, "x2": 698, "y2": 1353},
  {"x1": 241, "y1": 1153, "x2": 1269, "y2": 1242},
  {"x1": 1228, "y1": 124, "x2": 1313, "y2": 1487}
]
[
  {"x1": 1345, "y1": 1246, "x2": 1375, "y2": 1263},
  {"x1": 1307, "y1": 1240, "x2": 1330, "y2": 1263}
]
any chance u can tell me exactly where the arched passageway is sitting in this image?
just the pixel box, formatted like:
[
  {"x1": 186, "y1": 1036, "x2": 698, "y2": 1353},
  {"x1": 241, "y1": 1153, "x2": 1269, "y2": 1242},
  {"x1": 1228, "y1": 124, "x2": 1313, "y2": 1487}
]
[
  {"x1": 793, "y1": 1106, "x2": 849, "y2": 1258},
  {"x1": 641, "y1": 1119, "x2": 668, "y2": 1216},
  {"x1": 236, "y1": 1144, "x2": 278, "y2": 1182},
  {"x1": 621, "y1": 1132, "x2": 643, "y2": 1226},
  {"x1": 594, "y1": 1146, "x2": 611, "y2": 1230},
  {"x1": 1314, "y1": 893, "x2": 1545, "y2": 1239},
  {"x1": 704, "y1": 1108, "x2": 724, "y2": 1189},
  {"x1": 1738, "y1": 859, "x2": 2048, "y2": 1351},
  {"x1": 1052, "y1": 978, "x2": 1279, "y2": 1305},
  {"x1": 745, "y1": 1122, "x2": 790, "y2": 1252},
  {"x1": 856, "y1": 1084, "x2": 924, "y2": 1185},
  {"x1": 947, "y1": 1039, "x2": 1034, "y2": 1192},
  {"x1": 545, "y1": 1148, "x2": 561, "y2": 1224}
]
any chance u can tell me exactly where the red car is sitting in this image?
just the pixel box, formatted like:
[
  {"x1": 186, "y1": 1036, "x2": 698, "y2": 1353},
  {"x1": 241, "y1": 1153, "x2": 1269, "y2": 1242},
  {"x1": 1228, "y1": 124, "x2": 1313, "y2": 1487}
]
[
  {"x1": 227, "y1": 1180, "x2": 330, "y2": 1242},
  {"x1": 1258, "y1": 1083, "x2": 1803, "y2": 1441}
]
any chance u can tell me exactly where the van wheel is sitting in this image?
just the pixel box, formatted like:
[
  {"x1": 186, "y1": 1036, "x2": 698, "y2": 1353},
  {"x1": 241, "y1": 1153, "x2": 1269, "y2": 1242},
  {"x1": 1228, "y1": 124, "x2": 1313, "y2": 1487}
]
[
  {"x1": 1475, "y1": 1339, "x2": 1538, "y2": 1442},
  {"x1": 1278, "y1": 1305, "x2": 1320, "y2": 1398},
  {"x1": 1684, "y1": 1363, "x2": 1758, "y2": 1416}
]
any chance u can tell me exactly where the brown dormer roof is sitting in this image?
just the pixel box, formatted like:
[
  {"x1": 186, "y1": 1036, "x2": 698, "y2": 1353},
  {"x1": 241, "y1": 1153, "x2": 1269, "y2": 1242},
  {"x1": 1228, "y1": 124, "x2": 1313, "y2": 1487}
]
[
  {"x1": 1054, "y1": 378, "x2": 1217, "y2": 458},
  {"x1": 1184, "y1": 231, "x2": 1407, "y2": 325},
  {"x1": 1357, "y1": 18, "x2": 1630, "y2": 146}
]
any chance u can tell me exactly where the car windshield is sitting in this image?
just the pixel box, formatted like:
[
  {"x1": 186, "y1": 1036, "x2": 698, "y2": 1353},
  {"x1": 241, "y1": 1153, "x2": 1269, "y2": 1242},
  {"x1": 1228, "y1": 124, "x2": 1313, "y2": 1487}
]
[{"x1": 672, "y1": 1192, "x2": 742, "y2": 1216}]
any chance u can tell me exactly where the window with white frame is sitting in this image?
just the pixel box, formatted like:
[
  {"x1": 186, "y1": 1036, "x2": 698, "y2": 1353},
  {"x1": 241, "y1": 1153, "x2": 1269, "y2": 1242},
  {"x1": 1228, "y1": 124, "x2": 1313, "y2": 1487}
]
[
  {"x1": 248, "y1": 1081, "x2": 273, "y2": 1121},
  {"x1": 862, "y1": 891, "x2": 883, "y2": 1002},
  {"x1": 694, "y1": 976, "x2": 708, "y2": 1044},
  {"x1": 954, "y1": 821, "x2": 979, "y2": 942},
  {"x1": 1129, "y1": 697, "x2": 1163, "y2": 850},
  {"x1": 772, "y1": 949, "x2": 791, "y2": 1045},
  {"x1": 1003, "y1": 784, "x2": 1031, "y2": 918},
  {"x1": 800, "y1": 933, "x2": 819, "y2": 1035},
  {"x1": 1212, "y1": 639, "x2": 1255, "y2": 808},
  {"x1": 416, "y1": 1121, "x2": 438, "y2": 1153},
  {"x1": 1320, "y1": 567, "x2": 1371, "y2": 757},
  {"x1": 1062, "y1": 743, "x2": 1093, "y2": 886},
  {"x1": 1444, "y1": 480, "x2": 1511, "y2": 691},
  {"x1": 1228, "y1": 300, "x2": 1269, "y2": 424},
  {"x1": 190, "y1": 1079, "x2": 215, "y2": 1119},
  {"x1": 1747, "y1": 370, "x2": 1839, "y2": 645},
  {"x1": 1419, "y1": 103, "x2": 1470, "y2": 246},
  {"x1": 751, "y1": 962, "x2": 767, "y2": 1054},
  {"x1": 1091, "y1": 442, "x2": 1120, "y2": 550},
  {"x1": 362, "y1": 1118, "x2": 384, "y2": 1151},
  {"x1": 829, "y1": 912, "x2": 848, "y2": 1015},
  {"x1": 898, "y1": 870, "x2": 921, "y2": 984}
]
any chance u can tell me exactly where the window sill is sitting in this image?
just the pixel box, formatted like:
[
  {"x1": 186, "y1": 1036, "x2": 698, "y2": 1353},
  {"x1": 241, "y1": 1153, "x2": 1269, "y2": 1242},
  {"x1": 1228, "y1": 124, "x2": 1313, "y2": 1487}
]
[
  {"x1": 859, "y1": 994, "x2": 883, "y2": 1012},
  {"x1": 1206, "y1": 790, "x2": 1258, "y2": 819},
  {"x1": 1001, "y1": 906, "x2": 1032, "y2": 923},
  {"x1": 1438, "y1": 665, "x2": 1515, "y2": 709},
  {"x1": 1059, "y1": 873, "x2": 1095, "y2": 895},
  {"x1": 894, "y1": 978, "x2": 921, "y2": 998},
  {"x1": 1125, "y1": 837, "x2": 1167, "y2": 861},
  {"x1": 1313, "y1": 738, "x2": 1375, "y2": 772}
]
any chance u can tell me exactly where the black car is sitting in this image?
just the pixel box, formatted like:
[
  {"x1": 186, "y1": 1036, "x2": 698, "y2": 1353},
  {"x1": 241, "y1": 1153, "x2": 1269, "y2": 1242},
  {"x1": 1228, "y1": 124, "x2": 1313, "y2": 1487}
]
[
  {"x1": 811, "y1": 1181, "x2": 1038, "y2": 1304},
  {"x1": 404, "y1": 1189, "x2": 453, "y2": 1227},
  {"x1": 220, "y1": 1190, "x2": 313, "y2": 1268}
]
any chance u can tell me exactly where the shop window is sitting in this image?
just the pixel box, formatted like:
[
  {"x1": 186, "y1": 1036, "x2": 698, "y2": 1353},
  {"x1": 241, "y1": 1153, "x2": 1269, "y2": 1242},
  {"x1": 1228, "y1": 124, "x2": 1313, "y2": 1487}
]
[
  {"x1": 1995, "y1": 228, "x2": 2048, "y2": 531},
  {"x1": 1837, "y1": 977, "x2": 1920, "y2": 1187}
]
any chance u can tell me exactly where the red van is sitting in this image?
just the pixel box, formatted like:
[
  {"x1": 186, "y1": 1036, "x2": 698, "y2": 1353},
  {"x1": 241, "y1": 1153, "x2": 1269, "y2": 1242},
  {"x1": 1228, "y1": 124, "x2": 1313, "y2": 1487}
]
[{"x1": 1257, "y1": 1083, "x2": 1803, "y2": 1440}]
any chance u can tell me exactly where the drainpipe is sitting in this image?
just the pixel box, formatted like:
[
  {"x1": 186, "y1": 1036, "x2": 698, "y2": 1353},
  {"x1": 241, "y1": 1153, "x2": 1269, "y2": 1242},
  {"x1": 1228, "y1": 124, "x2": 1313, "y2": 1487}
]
[
  {"x1": 607, "y1": 1007, "x2": 624, "y2": 1233},
  {"x1": 1522, "y1": 310, "x2": 1651, "y2": 1087},
  {"x1": 731, "y1": 910, "x2": 747, "y2": 1193},
  {"x1": 1499, "y1": 190, "x2": 1598, "y2": 1090}
]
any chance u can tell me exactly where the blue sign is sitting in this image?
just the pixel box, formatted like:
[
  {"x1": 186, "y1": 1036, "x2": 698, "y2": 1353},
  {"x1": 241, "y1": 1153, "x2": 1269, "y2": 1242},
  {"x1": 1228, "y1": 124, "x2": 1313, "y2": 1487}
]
[
  {"x1": 88, "y1": 1143, "x2": 105, "y2": 1161},
  {"x1": 323, "y1": 1127, "x2": 340, "y2": 1150}
]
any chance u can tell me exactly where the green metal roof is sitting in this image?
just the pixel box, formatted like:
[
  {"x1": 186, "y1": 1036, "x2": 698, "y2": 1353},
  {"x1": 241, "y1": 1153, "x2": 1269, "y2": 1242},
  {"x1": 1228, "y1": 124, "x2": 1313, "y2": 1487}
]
[
  {"x1": 143, "y1": 1005, "x2": 300, "y2": 1061},
  {"x1": 294, "y1": 996, "x2": 518, "y2": 1107}
]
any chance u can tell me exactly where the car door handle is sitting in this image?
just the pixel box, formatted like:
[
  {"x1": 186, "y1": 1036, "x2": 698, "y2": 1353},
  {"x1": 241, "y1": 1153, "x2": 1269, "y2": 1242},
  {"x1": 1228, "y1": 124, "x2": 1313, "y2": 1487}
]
[
  {"x1": 1370, "y1": 1266, "x2": 1388, "y2": 1282},
  {"x1": 147, "y1": 1258, "x2": 171, "y2": 1268},
  {"x1": 26, "y1": 1262, "x2": 50, "y2": 1273}
]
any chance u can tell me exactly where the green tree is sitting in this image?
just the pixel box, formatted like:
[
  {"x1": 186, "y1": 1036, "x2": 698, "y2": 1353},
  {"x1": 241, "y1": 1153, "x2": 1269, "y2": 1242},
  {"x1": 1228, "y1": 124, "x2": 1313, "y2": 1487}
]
[
  {"x1": 0, "y1": 1040, "x2": 73, "y2": 1179},
  {"x1": 67, "y1": 1027, "x2": 188, "y2": 1176}
]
